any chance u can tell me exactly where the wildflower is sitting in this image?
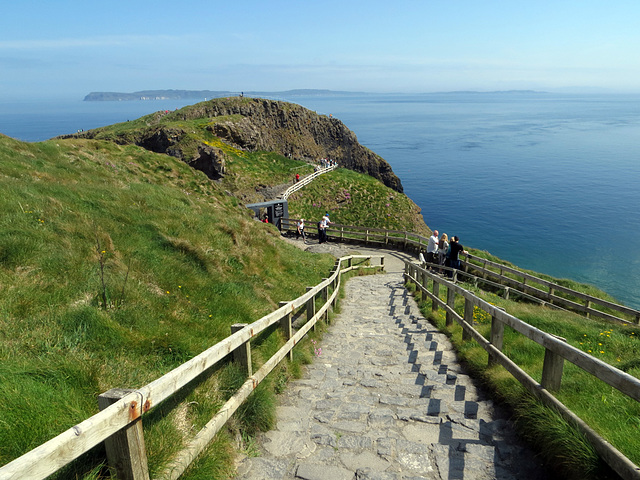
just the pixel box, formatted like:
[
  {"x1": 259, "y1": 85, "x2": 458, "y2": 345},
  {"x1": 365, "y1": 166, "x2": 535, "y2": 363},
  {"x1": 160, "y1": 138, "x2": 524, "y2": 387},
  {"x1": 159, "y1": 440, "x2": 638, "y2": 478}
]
[
  {"x1": 166, "y1": 291, "x2": 170, "y2": 294},
  {"x1": 600, "y1": 351, "x2": 604, "y2": 354}
]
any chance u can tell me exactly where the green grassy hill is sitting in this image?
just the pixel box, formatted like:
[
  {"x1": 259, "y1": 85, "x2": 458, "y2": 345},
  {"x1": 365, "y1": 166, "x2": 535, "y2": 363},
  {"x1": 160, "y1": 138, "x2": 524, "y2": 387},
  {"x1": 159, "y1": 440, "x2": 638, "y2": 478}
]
[
  {"x1": 0, "y1": 133, "x2": 341, "y2": 478},
  {"x1": 0, "y1": 108, "x2": 430, "y2": 478}
]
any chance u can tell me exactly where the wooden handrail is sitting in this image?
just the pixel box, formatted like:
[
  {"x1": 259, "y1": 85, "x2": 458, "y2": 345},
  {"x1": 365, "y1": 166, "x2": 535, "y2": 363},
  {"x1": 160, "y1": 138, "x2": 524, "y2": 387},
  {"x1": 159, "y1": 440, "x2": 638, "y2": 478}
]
[
  {"x1": 281, "y1": 164, "x2": 337, "y2": 200},
  {"x1": 0, "y1": 254, "x2": 384, "y2": 480},
  {"x1": 281, "y1": 218, "x2": 640, "y2": 324},
  {"x1": 403, "y1": 260, "x2": 640, "y2": 480}
]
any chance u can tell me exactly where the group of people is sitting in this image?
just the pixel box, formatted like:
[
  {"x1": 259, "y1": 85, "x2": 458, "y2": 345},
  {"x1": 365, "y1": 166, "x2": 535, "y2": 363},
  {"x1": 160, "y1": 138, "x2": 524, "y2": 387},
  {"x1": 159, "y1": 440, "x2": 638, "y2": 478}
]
[
  {"x1": 315, "y1": 158, "x2": 338, "y2": 171},
  {"x1": 425, "y1": 229, "x2": 467, "y2": 277},
  {"x1": 295, "y1": 212, "x2": 332, "y2": 244}
]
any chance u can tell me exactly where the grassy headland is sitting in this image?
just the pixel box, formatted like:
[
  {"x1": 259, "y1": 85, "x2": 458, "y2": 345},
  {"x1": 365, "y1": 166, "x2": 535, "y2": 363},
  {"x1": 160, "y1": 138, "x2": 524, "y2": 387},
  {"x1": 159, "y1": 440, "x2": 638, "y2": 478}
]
[{"x1": 0, "y1": 107, "x2": 427, "y2": 479}]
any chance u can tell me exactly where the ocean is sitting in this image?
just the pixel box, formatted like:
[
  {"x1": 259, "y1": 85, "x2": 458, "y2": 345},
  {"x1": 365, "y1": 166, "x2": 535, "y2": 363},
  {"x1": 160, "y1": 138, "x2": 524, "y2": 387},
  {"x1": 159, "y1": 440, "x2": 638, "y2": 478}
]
[{"x1": 1, "y1": 92, "x2": 639, "y2": 309}]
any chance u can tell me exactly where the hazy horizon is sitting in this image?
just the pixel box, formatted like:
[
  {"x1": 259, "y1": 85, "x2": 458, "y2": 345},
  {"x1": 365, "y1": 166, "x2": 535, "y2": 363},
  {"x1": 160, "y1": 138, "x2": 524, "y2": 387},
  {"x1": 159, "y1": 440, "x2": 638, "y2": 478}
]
[{"x1": 2, "y1": 1, "x2": 640, "y2": 101}]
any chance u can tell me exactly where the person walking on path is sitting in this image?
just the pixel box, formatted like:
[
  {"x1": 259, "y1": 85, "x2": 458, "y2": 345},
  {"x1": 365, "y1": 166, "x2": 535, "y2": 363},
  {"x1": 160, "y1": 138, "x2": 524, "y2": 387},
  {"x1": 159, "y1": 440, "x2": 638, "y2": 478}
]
[
  {"x1": 296, "y1": 218, "x2": 306, "y2": 242},
  {"x1": 318, "y1": 213, "x2": 331, "y2": 244},
  {"x1": 317, "y1": 216, "x2": 326, "y2": 243},
  {"x1": 427, "y1": 230, "x2": 439, "y2": 267}
]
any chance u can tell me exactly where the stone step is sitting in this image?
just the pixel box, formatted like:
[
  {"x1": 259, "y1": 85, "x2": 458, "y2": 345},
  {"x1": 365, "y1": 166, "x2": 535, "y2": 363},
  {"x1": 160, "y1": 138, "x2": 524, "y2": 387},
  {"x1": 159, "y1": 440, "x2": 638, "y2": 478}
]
[{"x1": 235, "y1": 273, "x2": 547, "y2": 480}]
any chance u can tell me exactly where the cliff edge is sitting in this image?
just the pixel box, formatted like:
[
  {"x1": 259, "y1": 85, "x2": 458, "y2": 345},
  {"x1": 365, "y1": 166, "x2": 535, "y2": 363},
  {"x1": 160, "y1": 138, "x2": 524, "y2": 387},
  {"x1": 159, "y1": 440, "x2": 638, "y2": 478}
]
[{"x1": 67, "y1": 97, "x2": 404, "y2": 193}]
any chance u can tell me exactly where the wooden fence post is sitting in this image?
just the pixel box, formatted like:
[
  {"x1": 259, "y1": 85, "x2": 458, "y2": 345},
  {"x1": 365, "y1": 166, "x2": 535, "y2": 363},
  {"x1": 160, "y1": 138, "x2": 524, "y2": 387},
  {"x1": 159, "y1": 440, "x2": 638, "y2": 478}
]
[
  {"x1": 488, "y1": 315, "x2": 505, "y2": 366},
  {"x1": 231, "y1": 324, "x2": 252, "y2": 377},
  {"x1": 585, "y1": 299, "x2": 592, "y2": 319},
  {"x1": 541, "y1": 343, "x2": 566, "y2": 392},
  {"x1": 321, "y1": 281, "x2": 329, "y2": 321},
  {"x1": 279, "y1": 302, "x2": 293, "y2": 361},
  {"x1": 98, "y1": 388, "x2": 150, "y2": 480},
  {"x1": 306, "y1": 287, "x2": 316, "y2": 330},
  {"x1": 446, "y1": 286, "x2": 456, "y2": 327},
  {"x1": 432, "y1": 281, "x2": 440, "y2": 312},
  {"x1": 463, "y1": 299, "x2": 473, "y2": 341}
]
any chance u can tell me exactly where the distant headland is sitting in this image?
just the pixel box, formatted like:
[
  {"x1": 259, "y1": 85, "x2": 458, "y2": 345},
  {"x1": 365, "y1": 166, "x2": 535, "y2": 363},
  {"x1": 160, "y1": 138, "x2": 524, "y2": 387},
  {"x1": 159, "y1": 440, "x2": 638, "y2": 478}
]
[
  {"x1": 83, "y1": 89, "x2": 360, "y2": 101},
  {"x1": 83, "y1": 89, "x2": 547, "y2": 102}
]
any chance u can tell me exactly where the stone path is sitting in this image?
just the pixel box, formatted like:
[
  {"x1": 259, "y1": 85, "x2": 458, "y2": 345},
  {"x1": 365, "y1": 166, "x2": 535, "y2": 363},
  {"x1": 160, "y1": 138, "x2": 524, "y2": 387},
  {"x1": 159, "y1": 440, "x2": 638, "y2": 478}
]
[{"x1": 235, "y1": 272, "x2": 548, "y2": 480}]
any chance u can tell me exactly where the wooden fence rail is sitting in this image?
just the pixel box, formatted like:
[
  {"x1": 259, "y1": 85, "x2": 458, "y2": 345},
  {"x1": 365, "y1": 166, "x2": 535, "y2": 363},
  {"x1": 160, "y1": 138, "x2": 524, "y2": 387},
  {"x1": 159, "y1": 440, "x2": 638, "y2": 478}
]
[
  {"x1": 0, "y1": 255, "x2": 384, "y2": 480},
  {"x1": 280, "y1": 218, "x2": 640, "y2": 325},
  {"x1": 280, "y1": 163, "x2": 337, "y2": 200},
  {"x1": 460, "y1": 254, "x2": 640, "y2": 324},
  {"x1": 403, "y1": 260, "x2": 640, "y2": 480}
]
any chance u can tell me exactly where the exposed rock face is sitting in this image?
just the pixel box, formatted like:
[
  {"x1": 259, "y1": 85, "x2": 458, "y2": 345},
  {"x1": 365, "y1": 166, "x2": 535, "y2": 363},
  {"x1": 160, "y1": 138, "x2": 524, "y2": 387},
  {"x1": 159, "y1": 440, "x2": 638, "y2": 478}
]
[
  {"x1": 188, "y1": 145, "x2": 225, "y2": 181},
  {"x1": 175, "y1": 97, "x2": 404, "y2": 192},
  {"x1": 132, "y1": 126, "x2": 226, "y2": 181},
  {"x1": 67, "y1": 97, "x2": 403, "y2": 192}
]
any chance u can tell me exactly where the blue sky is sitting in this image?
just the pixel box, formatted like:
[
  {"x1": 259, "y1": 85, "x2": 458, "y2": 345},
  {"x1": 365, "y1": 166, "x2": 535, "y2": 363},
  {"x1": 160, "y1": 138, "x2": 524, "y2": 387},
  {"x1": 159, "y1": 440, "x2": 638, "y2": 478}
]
[{"x1": 2, "y1": 0, "x2": 639, "y2": 100}]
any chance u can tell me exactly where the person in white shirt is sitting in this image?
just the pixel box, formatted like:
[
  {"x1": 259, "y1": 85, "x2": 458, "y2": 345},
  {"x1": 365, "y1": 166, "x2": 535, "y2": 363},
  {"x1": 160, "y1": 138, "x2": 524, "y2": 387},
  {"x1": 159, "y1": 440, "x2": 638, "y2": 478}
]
[
  {"x1": 296, "y1": 218, "x2": 306, "y2": 241},
  {"x1": 426, "y1": 230, "x2": 439, "y2": 268}
]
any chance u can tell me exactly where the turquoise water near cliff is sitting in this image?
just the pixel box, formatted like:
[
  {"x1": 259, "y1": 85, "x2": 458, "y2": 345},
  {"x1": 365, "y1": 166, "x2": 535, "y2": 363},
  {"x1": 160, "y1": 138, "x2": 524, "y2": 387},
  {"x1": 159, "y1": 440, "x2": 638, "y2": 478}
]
[{"x1": 1, "y1": 93, "x2": 639, "y2": 308}]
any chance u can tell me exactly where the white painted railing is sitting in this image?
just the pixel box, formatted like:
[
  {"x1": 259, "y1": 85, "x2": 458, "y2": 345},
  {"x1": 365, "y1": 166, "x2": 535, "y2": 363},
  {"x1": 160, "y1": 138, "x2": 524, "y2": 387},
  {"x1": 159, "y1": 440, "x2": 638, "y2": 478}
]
[{"x1": 281, "y1": 163, "x2": 337, "y2": 200}]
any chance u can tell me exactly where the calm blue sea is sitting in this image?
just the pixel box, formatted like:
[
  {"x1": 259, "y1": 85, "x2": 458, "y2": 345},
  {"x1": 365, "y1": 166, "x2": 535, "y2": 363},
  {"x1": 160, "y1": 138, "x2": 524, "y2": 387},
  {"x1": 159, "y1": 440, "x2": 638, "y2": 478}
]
[{"x1": 1, "y1": 93, "x2": 639, "y2": 309}]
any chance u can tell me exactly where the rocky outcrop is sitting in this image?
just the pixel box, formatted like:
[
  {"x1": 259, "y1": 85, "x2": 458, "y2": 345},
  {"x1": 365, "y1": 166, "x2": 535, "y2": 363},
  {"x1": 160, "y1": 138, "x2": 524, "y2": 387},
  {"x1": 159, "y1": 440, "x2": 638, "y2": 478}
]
[
  {"x1": 67, "y1": 97, "x2": 403, "y2": 192},
  {"x1": 172, "y1": 97, "x2": 404, "y2": 192}
]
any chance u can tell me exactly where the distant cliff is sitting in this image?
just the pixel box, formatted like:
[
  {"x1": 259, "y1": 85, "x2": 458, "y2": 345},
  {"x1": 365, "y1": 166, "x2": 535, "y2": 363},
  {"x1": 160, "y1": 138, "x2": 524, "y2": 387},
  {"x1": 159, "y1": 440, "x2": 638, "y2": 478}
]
[
  {"x1": 71, "y1": 97, "x2": 404, "y2": 193},
  {"x1": 83, "y1": 89, "x2": 361, "y2": 102},
  {"x1": 84, "y1": 90, "x2": 233, "y2": 101}
]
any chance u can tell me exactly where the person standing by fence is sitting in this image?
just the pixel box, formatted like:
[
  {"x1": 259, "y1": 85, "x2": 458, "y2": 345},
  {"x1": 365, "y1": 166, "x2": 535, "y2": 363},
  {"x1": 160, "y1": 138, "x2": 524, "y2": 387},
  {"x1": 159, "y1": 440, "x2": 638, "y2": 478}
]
[
  {"x1": 427, "y1": 230, "x2": 439, "y2": 268},
  {"x1": 437, "y1": 233, "x2": 449, "y2": 271},
  {"x1": 447, "y1": 236, "x2": 467, "y2": 277}
]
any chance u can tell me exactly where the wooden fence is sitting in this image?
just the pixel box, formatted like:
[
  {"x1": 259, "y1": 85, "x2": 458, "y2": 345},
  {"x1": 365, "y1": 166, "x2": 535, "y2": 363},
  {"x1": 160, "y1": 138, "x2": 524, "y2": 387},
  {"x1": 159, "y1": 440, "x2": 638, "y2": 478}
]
[
  {"x1": 403, "y1": 260, "x2": 640, "y2": 480},
  {"x1": 0, "y1": 255, "x2": 384, "y2": 480},
  {"x1": 280, "y1": 219, "x2": 640, "y2": 325},
  {"x1": 280, "y1": 163, "x2": 337, "y2": 200},
  {"x1": 459, "y1": 253, "x2": 640, "y2": 325}
]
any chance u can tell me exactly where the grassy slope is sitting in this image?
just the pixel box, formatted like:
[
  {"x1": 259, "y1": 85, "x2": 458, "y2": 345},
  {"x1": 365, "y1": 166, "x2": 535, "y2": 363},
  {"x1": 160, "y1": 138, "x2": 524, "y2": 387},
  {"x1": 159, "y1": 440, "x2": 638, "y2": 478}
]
[
  {"x1": 0, "y1": 134, "x2": 337, "y2": 478},
  {"x1": 287, "y1": 168, "x2": 430, "y2": 235},
  {"x1": 2, "y1": 100, "x2": 636, "y2": 479}
]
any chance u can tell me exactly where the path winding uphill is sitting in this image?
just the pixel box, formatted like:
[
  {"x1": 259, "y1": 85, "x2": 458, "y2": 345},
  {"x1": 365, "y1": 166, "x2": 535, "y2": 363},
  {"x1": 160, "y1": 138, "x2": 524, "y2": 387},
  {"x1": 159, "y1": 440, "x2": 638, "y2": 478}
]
[{"x1": 235, "y1": 252, "x2": 548, "y2": 480}]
